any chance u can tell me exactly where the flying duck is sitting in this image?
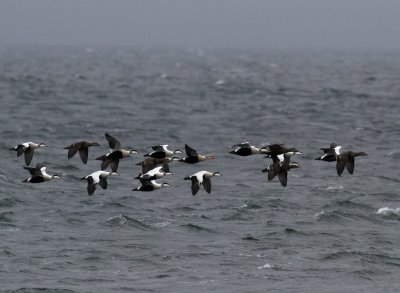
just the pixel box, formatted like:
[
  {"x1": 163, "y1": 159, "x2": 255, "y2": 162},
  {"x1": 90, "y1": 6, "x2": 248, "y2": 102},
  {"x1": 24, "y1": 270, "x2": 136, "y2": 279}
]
[
  {"x1": 184, "y1": 171, "x2": 222, "y2": 196},
  {"x1": 263, "y1": 145, "x2": 302, "y2": 178},
  {"x1": 23, "y1": 163, "x2": 61, "y2": 183},
  {"x1": 64, "y1": 141, "x2": 100, "y2": 164},
  {"x1": 262, "y1": 156, "x2": 300, "y2": 187},
  {"x1": 229, "y1": 142, "x2": 264, "y2": 156},
  {"x1": 261, "y1": 144, "x2": 302, "y2": 158},
  {"x1": 135, "y1": 162, "x2": 172, "y2": 180},
  {"x1": 336, "y1": 151, "x2": 367, "y2": 176},
  {"x1": 96, "y1": 133, "x2": 138, "y2": 172},
  {"x1": 136, "y1": 157, "x2": 177, "y2": 174},
  {"x1": 179, "y1": 144, "x2": 215, "y2": 164},
  {"x1": 132, "y1": 179, "x2": 170, "y2": 192},
  {"x1": 315, "y1": 143, "x2": 341, "y2": 162},
  {"x1": 144, "y1": 145, "x2": 182, "y2": 159},
  {"x1": 81, "y1": 170, "x2": 118, "y2": 195},
  {"x1": 10, "y1": 142, "x2": 47, "y2": 165}
]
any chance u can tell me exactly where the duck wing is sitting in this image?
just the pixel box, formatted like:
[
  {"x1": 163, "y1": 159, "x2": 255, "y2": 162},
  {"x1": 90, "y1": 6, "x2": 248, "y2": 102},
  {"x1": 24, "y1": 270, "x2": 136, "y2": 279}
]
[
  {"x1": 87, "y1": 177, "x2": 97, "y2": 195},
  {"x1": 202, "y1": 175, "x2": 212, "y2": 194},
  {"x1": 345, "y1": 157, "x2": 355, "y2": 174},
  {"x1": 105, "y1": 133, "x2": 121, "y2": 150},
  {"x1": 15, "y1": 145, "x2": 27, "y2": 157},
  {"x1": 190, "y1": 177, "x2": 200, "y2": 196},
  {"x1": 232, "y1": 142, "x2": 250, "y2": 149},
  {"x1": 110, "y1": 160, "x2": 119, "y2": 173},
  {"x1": 268, "y1": 165, "x2": 277, "y2": 181},
  {"x1": 160, "y1": 162, "x2": 170, "y2": 173},
  {"x1": 24, "y1": 148, "x2": 34, "y2": 166},
  {"x1": 336, "y1": 155, "x2": 347, "y2": 176},
  {"x1": 278, "y1": 171, "x2": 288, "y2": 187},
  {"x1": 79, "y1": 147, "x2": 89, "y2": 164},
  {"x1": 23, "y1": 165, "x2": 42, "y2": 176},
  {"x1": 150, "y1": 145, "x2": 165, "y2": 151},
  {"x1": 139, "y1": 178, "x2": 153, "y2": 186},
  {"x1": 185, "y1": 144, "x2": 198, "y2": 157},
  {"x1": 98, "y1": 174, "x2": 108, "y2": 189}
]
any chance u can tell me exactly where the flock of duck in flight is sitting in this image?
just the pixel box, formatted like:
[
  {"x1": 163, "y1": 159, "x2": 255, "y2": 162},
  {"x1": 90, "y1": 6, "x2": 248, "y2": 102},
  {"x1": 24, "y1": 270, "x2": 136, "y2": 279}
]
[{"x1": 9, "y1": 133, "x2": 368, "y2": 196}]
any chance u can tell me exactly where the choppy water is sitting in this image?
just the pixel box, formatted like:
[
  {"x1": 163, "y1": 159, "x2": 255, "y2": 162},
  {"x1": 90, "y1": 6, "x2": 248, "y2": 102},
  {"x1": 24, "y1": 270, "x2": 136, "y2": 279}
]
[{"x1": 1, "y1": 47, "x2": 400, "y2": 292}]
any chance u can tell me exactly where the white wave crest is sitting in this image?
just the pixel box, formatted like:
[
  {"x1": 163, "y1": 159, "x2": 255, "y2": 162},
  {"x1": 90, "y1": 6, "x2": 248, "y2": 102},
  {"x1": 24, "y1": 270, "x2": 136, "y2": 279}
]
[{"x1": 377, "y1": 207, "x2": 400, "y2": 216}]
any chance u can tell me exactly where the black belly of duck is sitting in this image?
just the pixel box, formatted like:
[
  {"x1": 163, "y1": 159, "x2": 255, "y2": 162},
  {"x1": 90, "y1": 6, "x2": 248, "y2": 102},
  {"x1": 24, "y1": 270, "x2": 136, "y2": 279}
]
[
  {"x1": 181, "y1": 156, "x2": 199, "y2": 164},
  {"x1": 146, "y1": 151, "x2": 166, "y2": 159},
  {"x1": 230, "y1": 148, "x2": 252, "y2": 156}
]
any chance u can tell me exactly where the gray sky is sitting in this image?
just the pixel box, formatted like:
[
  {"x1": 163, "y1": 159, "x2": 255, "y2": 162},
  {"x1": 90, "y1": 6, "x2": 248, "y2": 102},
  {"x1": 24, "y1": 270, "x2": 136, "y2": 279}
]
[{"x1": 1, "y1": 0, "x2": 399, "y2": 49}]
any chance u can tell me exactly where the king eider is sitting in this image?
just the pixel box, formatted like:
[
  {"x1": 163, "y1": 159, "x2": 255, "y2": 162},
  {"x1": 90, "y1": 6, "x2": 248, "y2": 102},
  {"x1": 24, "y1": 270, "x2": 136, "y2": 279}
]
[
  {"x1": 81, "y1": 170, "x2": 118, "y2": 195},
  {"x1": 315, "y1": 143, "x2": 341, "y2": 162},
  {"x1": 132, "y1": 179, "x2": 170, "y2": 192},
  {"x1": 144, "y1": 145, "x2": 182, "y2": 159},
  {"x1": 179, "y1": 144, "x2": 215, "y2": 164},
  {"x1": 64, "y1": 141, "x2": 100, "y2": 164},
  {"x1": 184, "y1": 171, "x2": 222, "y2": 196},
  {"x1": 23, "y1": 163, "x2": 61, "y2": 183},
  {"x1": 96, "y1": 133, "x2": 138, "y2": 172},
  {"x1": 10, "y1": 142, "x2": 47, "y2": 165}
]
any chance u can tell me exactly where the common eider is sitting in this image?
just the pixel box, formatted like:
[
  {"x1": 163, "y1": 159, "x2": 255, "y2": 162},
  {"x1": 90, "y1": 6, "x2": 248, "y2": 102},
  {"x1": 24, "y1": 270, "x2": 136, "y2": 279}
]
[
  {"x1": 23, "y1": 163, "x2": 61, "y2": 183},
  {"x1": 179, "y1": 144, "x2": 215, "y2": 164},
  {"x1": 132, "y1": 179, "x2": 170, "y2": 192},
  {"x1": 10, "y1": 142, "x2": 47, "y2": 165},
  {"x1": 144, "y1": 145, "x2": 182, "y2": 159},
  {"x1": 64, "y1": 141, "x2": 100, "y2": 164},
  {"x1": 81, "y1": 170, "x2": 118, "y2": 195},
  {"x1": 135, "y1": 162, "x2": 172, "y2": 180},
  {"x1": 229, "y1": 142, "x2": 263, "y2": 156},
  {"x1": 97, "y1": 133, "x2": 138, "y2": 172},
  {"x1": 184, "y1": 171, "x2": 222, "y2": 196}
]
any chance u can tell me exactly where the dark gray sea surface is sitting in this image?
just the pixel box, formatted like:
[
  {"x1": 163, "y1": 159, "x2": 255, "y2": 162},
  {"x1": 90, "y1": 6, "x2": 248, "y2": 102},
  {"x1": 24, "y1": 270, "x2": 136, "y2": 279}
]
[{"x1": 0, "y1": 47, "x2": 400, "y2": 292}]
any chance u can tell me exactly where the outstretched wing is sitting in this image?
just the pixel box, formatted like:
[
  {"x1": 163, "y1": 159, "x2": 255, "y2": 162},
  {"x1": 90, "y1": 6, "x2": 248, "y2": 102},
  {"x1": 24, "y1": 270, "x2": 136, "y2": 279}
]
[
  {"x1": 100, "y1": 159, "x2": 111, "y2": 170},
  {"x1": 202, "y1": 175, "x2": 212, "y2": 193},
  {"x1": 190, "y1": 177, "x2": 200, "y2": 196},
  {"x1": 110, "y1": 160, "x2": 119, "y2": 173},
  {"x1": 139, "y1": 178, "x2": 153, "y2": 186},
  {"x1": 105, "y1": 133, "x2": 121, "y2": 150},
  {"x1": 79, "y1": 147, "x2": 89, "y2": 164},
  {"x1": 16, "y1": 145, "x2": 27, "y2": 157},
  {"x1": 160, "y1": 162, "x2": 170, "y2": 173},
  {"x1": 232, "y1": 142, "x2": 250, "y2": 148},
  {"x1": 23, "y1": 166, "x2": 41, "y2": 176},
  {"x1": 268, "y1": 166, "x2": 277, "y2": 181},
  {"x1": 278, "y1": 171, "x2": 288, "y2": 187},
  {"x1": 87, "y1": 178, "x2": 97, "y2": 195},
  {"x1": 66, "y1": 144, "x2": 79, "y2": 159},
  {"x1": 346, "y1": 157, "x2": 355, "y2": 174},
  {"x1": 98, "y1": 175, "x2": 108, "y2": 189},
  {"x1": 24, "y1": 148, "x2": 34, "y2": 165},
  {"x1": 150, "y1": 145, "x2": 165, "y2": 151},
  {"x1": 185, "y1": 144, "x2": 198, "y2": 157},
  {"x1": 336, "y1": 156, "x2": 347, "y2": 176}
]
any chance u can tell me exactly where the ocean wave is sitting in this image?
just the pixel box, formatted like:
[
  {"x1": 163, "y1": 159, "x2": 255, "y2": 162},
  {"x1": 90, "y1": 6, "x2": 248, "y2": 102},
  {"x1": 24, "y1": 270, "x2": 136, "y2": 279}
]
[
  {"x1": 377, "y1": 207, "x2": 400, "y2": 219},
  {"x1": 180, "y1": 223, "x2": 216, "y2": 233},
  {"x1": 104, "y1": 214, "x2": 151, "y2": 230}
]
